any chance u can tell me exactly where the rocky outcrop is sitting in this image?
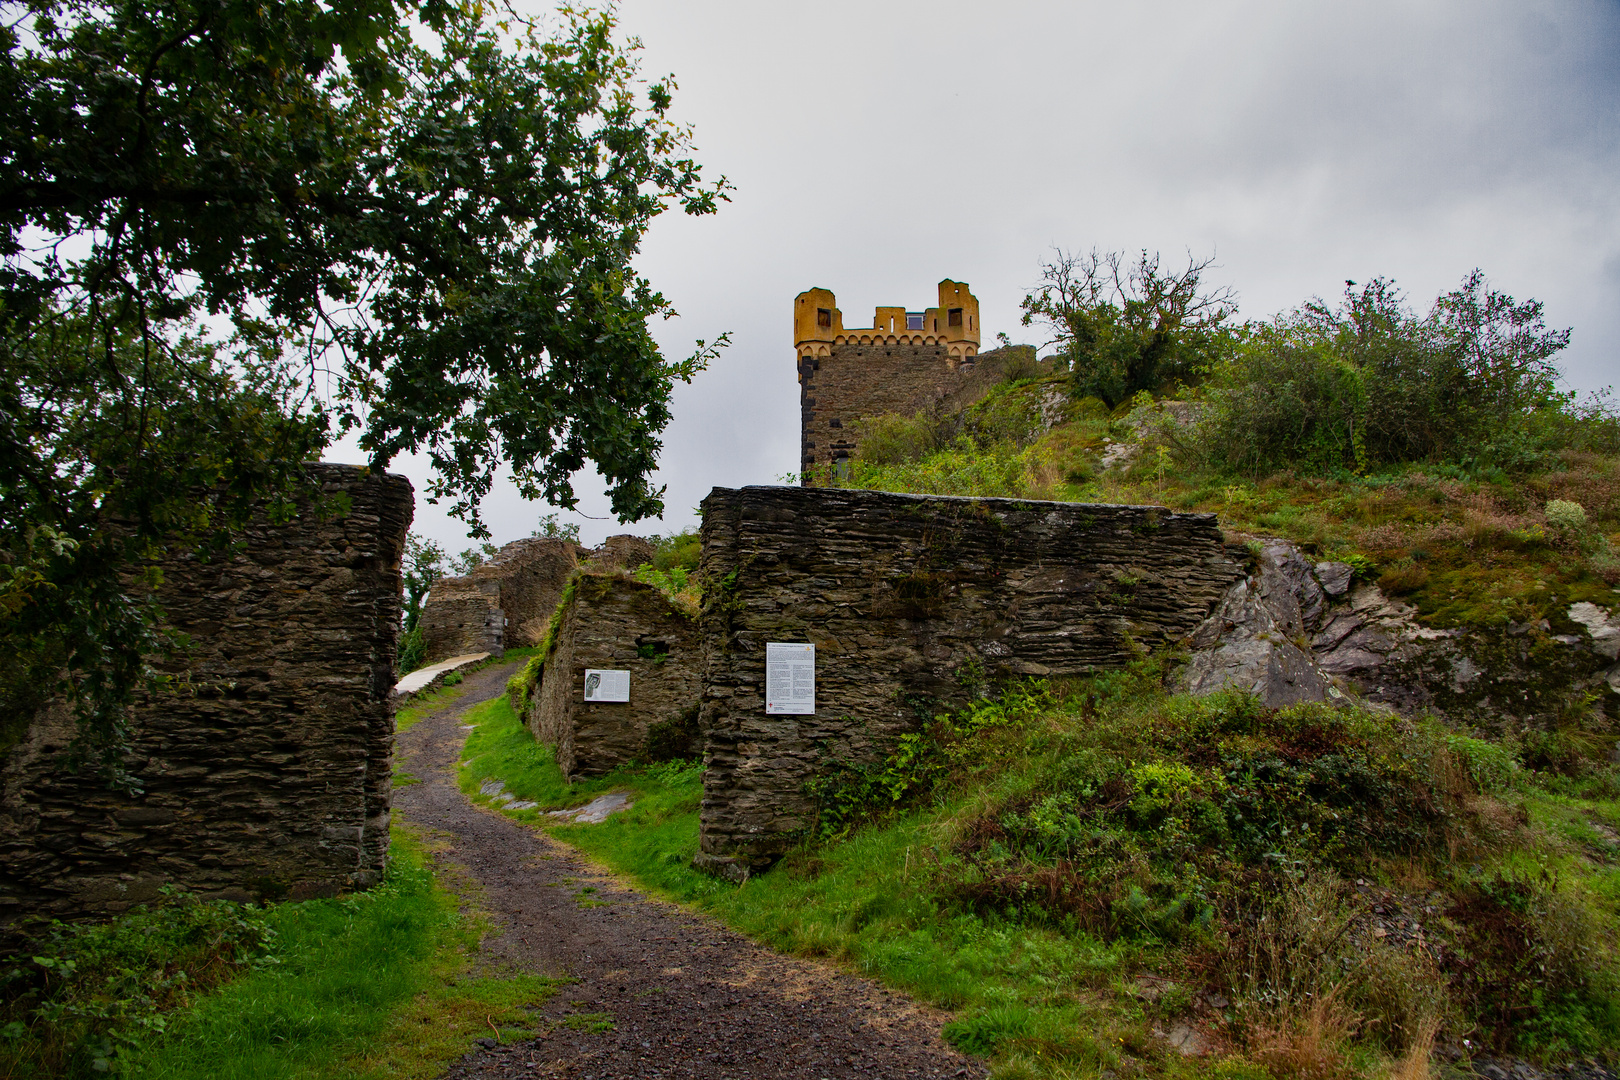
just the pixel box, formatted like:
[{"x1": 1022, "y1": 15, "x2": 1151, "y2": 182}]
[
  {"x1": 1181, "y1": 542, "x2": 1340, "y2": 707},
  {"x1": 694, "y1": 485, "x2": 1245, "y2": 878},
  {"x1": 1183, "y1": 539, "x2": 1620, "y2": 730},
  {"x1": 527, "y1": 574, "x2": 701, "y2": 778},
  {"x1": 0, "y1": 463, "x2": 411, "y2": 932}
]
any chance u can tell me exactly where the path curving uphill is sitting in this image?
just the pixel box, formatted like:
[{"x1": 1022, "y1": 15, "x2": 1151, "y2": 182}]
[{"x1": 393, "y1": 660, "x2": 985, "y2": 1080}]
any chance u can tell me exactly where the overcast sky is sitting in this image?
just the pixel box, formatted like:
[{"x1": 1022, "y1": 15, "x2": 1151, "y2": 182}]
[{"x1": 381, "y1": 0, "x2": 1620, "y2": 557}]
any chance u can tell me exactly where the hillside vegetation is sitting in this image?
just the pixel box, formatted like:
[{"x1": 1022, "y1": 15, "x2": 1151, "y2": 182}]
[
  {"x1": 440, "y1": 274, "x2": 1620, "y2": 1075},
  {"x1": 729, "y1": 267, "x2": 1620, "y2": 1076}
]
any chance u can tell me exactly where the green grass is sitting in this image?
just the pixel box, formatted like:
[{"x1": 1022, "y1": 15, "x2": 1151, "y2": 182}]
[
  {"x1": 456, "y1": 693, "x2": 703, "y2": 836},
  {"x1": 128, "y1": 829, "x2": 559, "y2": 1080},
  {"x1": 459, "y1": 662, "x2": 1620, "y2": 1078},
  {"x1": 395, "y1": 647, "x2": 538, "y2": 733},
  {"x1": 2, "y1": 830, "x2": 560, "y2": 1080}
]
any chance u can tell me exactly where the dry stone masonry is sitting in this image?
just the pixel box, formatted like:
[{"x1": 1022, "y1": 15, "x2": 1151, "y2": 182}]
[
  {"x1": 420, "y1": 536, "x2": 583, "y2": 662},
  {"x1": 0, "y1": 463, "x2": 412, "y2": 932},
  {"x1": 693, "y1": 485, "x2": 1245, "y2": 877},
  {"x1": 527, "y1": 574, "x2": 701, "y2": 778},
  {"x1": 419, "y1": 533, "x2": 659, "y2": 665}
]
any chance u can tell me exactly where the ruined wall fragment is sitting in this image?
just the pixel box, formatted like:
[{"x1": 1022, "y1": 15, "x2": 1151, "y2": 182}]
[
  {"x1": 527, "y1": 574, "x2": 701, "y2": 778},
  {"x1": 0, "y1": 463, "x2": 411, "y2": 931},
  {"x1": 420, "y1": 537, "x2": 583, "y2": 662},
  {"x1": 694, "y1": 485, "x2": 1243, "y2": 877}
]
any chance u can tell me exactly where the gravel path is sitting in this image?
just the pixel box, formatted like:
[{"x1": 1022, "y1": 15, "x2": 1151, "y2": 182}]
[{"x1": 393, "y1": 660, "x2": 986, "y2": 1080}]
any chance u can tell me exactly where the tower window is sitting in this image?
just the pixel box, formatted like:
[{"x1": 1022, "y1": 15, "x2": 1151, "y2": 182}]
[
  {"x1": 905, "y1": 312, "x2": 924, "y2": 330},
  {"x1": 817, "y1": 308, "x2": 832, "y2": 328},
  {"x1": 948, "y1": 308, "x2": 963, "y2": 327}
]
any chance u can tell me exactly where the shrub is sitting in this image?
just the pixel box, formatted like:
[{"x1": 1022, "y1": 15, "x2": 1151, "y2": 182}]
[
  {"x1": 854, "y1": 413, "x2": 942, "y2": 466},
  {"x1": 1545, "y1": 499, "x2": 1588, "y2": 533},
  {"x1": 1195, "y1": 274, "x2": 1596, "y2": 475}
]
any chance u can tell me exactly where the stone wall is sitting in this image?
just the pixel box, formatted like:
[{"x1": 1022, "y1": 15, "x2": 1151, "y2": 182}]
[
  {"x1": 589, "y1": 535, "x2": 657, "y2": 574},
  {"x1": 694, "y1": 485, "x2": 1244, "y2": 876},
  {"x1": 419, "y1": 581, "x2": 506, "y2": 660},
  {"x1": 0, "y1": 463, "x2": 412, "y2": 931},
  {"x1": 420, "y1": 537, "x2": 583, "y2": 662},
  {"x1": 420, "y1": 535, "x2": 659, "y2": 665},
  {"x1": 527, "y1": 574, "x2": 701, "y2": 778}
]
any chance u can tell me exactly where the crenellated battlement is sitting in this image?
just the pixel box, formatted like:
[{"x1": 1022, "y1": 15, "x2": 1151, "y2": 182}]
[{"x1": 793, "y1": 279, "x2": 980, "y2": 361}]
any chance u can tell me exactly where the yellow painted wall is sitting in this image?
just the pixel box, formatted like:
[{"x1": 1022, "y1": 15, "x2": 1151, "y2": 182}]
[{"x1": 795, "y1": 280, "x2": 981, "y2": 357}]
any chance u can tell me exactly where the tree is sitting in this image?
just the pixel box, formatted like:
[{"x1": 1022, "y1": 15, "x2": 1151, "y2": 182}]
[
  {"x1": 1, "y1": 0, "x2": 728, "y2": 778},
  {"x1": 449, "y1": 542, "x2": 500, "y2": 576},
  {"x1": 396, "y1": 532, "x2": 446, "y2": 675},
  {"x1": 401, "y1": 534, "x2": 447, "y2": 635},
  {"x1": 532, "y1": 512, "x2": 581, "y2": 543},
  {"x1": 1020, "y1": 249, "x2": 1237, "y2": 409}
]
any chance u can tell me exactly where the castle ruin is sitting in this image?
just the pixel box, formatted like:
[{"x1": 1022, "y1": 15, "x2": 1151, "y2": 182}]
[
  {"x1": 0, "y1": 464, "x2": 411, "y2": 930},
  {"x1": 419, "y1": 534, "x2": 657, "y2": 665}
]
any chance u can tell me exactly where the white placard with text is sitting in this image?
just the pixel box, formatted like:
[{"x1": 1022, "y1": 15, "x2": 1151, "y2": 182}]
[
  {"x1": 583, "y1": 668, "x2": 630, "y2": 703},
  {"x1": 765, "y1": 642, "x2": 815, "y2": 715}
]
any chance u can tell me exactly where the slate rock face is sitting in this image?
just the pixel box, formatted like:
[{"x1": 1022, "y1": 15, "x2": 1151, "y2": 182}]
[
  {"x1": 1182, "y1": 541, "x2": 1331, "y2": 707},
  {"x1": 527, "y1": 574, "x2": 701, "y2": 778},
  {"x1": 1182, "y1": 539, "x2": 1619, "y2": 727},
  {"x1": 0, "y1": 464, "x2": 411, "y2": 933},
  {"x1": 693, "y1": 485, "x2": 1243, "y2": 877}
]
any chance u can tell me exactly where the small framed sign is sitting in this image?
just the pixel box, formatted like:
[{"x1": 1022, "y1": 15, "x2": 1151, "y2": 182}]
[
  {"x1": 583, "y1": 669, "x2": 630, "y2": 703},
  {"x1": 765, "y1": 642, "x2": 815, "y2": 715}
]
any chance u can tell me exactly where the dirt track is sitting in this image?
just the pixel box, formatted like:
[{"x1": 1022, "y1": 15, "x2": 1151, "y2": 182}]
[{"x1": 393, "y1": 660, "x2": 986, "y2": 1080}]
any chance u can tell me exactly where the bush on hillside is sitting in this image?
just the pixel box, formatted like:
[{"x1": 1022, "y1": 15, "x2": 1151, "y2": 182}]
[
  {"x1": 1195, "y1": 273, "x2": 1615, "y2": 474},
  {"x1": 855, "y1": 413, "x2": 944, "y2": 467},
  {"x1": 822, "y1": 676, "x2": 1620, "y2": 1060}
]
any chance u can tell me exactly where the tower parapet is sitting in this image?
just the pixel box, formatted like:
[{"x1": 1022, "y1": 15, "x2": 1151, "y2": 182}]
[{"x1": 794, "y1": 280, "x2": 979, "y2": 360}]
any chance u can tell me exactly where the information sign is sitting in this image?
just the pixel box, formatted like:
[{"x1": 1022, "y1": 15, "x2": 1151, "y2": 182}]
[
  {"x1": 583, "y1": 668, "x2": 630, "y2": 703},
  {"x1": 765, "y1": 642, "x2": 815, "y2": 715}
]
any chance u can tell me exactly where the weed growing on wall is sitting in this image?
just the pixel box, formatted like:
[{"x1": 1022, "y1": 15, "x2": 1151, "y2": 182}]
[
  {"x1": 506, "y1": 574, "x2": 583, "y2": 714},
  {"x1": 632, "y1": 529, "x2": 703, "y2": 615}
]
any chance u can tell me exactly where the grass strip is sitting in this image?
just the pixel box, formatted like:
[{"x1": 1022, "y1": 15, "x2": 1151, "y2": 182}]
[{"x1": 129, "y1": 829, "x2": 558, "y2": 1080}]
